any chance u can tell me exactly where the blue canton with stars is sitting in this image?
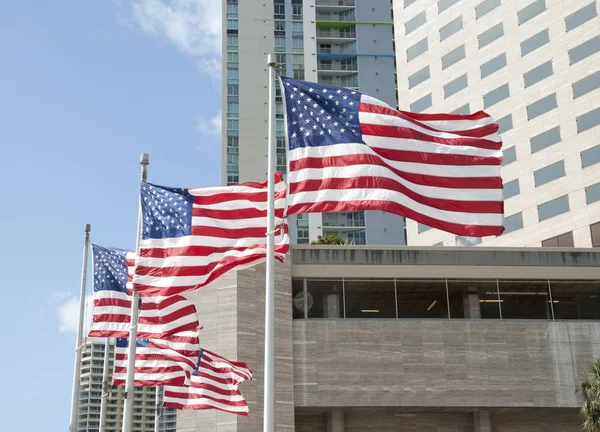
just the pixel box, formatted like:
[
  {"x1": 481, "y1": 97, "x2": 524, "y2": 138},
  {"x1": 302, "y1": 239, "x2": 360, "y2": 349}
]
[
  {"x1": 280, "y1": 76, "x2": 363, "y2": 151},
  {"x1": 141, "y1": 182, "x2": 194, "y2": 240},
  {"x1": 192, "y1": 349, "x2": 205, "y2": 376},
  {"x1": 116, "y1": 338, "x2": 150, "y2": 348},
  {"x1": 92, "y1": 244, "x2": 129, "y2": 293}
]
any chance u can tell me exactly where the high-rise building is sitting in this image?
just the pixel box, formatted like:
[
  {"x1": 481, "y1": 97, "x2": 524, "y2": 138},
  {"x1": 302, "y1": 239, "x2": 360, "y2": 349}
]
[
  {"x1": 393, "y1": 0, "x2": 600, "y2": 247},
  {"x1": 77, "y1": 339, "x2": 177, "y2": 432},
  {"x1": 222, "y1": 0, "x2": 406, "y2": 246}
]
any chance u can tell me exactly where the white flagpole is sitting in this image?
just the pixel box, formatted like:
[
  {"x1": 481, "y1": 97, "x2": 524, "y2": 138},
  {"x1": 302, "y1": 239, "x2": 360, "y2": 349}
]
[
  {"x1": 122, "y1": 153, "x2": 150, "y2": 432},
  {"x1": 154, "y1": 387, "x2": 162, "y2": 432},
  {"x1": 99, "y1": 338, "x2": 112, "y2": 432},
  {"x1": 263, "y1": 54, "x2": 277, "y2": 432},
  {"x1": 69, "y1": 223, "x2": 91, "y2": 432}
]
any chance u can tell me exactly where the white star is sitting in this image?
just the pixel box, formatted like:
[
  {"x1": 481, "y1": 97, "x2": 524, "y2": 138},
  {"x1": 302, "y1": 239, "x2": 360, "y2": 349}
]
[
  {"x1": 319, "y1": 131, "x2": 325, "y2": 135},
  {"x1": 326, "y1": 115, "x2": 332, "y2": 120},
  {"x1": 340, "y1": 128, "x2": 345, "y2": 133},
  {"x1": 290, "y1": 94, "x2": 295, "y2": 99},
  {"x1": 286, "y1": 82, "x2": 291, "y2": 86},
  {"x1": 320, "y1": 109, "x2": 325, "y2": 114},
  {"x1": 305, "y1": 118, "x2": 311, "y2": 123},
  {"x1": 309, "y1": 88, "x2": 314, "y2": 92},
  {"x1": 299, "y1": 113, "x2": 304, "y2": 118},
  {"x1": 351, "y1": 91, "x2": 357, "y2": 94},
  {"x1": 349, "y1": 101, "x2": 354, "y2": 106},
  {"x1": 348, "y1": 115, "x2": 354, "y2": 119},
  {"x1": 328, "y1": 95, "x2": 334, "y2": 99},
  {"x1": 336, "y1": 89, "x2": 342, "y2": 94},
  {"x1": 313, "y1": 103, "x2": 318, "y2": 108},
  {"x1": 312, "y1": 125, "x2": 317, "y2": 129},
  {"x1": 322, "y1": 88, "x2": 328, "y2": 93},
  {"x1": 293, "y1": 87, "x2": 297, "y2": 91},
  {"x1": 335, "y1": 101, "x2": 340, "y2": 106},
  {"x1": 333, "y1": 122, "x2": 339, "y2": 126},
  {"x1": 300, "y1": 126, "x2": 305, "y2": 131},
  {"x1": 342, "y1": 108, "x2": 347, "y2": 113},
  {"x1": 305, "y1": 131, "x2": 311, "y2": 137},
  {"x1": 328, "y1": 129, "x2": 332, "y2": 134},
  {"x1": 292, "y1": 132, "x2": 297, "y2": 138},
  {"x1": 345, "y1": 122, "x2": 350, "y2": 126},
  {"x1": 292, "y1": 120, "x2": 297, "y2": 125},
  {"x1": 291, "y1": 107, "x2": 296, "y2": 112},
  {"x1": 343, "y1": 95, "x2": 348, "y2": 100}
]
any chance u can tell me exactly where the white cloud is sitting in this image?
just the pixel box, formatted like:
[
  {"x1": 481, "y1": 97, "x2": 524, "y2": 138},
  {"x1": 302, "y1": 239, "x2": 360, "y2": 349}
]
[
  {"x1": 121, "y1": 0, "x2": 222, "y2": 79},
  {"x1": 57, "y1": 295, "x2": 94, "y2": 335},
  {"x1": 196, "y1": 112, "x2": 221, "y2": 135}
]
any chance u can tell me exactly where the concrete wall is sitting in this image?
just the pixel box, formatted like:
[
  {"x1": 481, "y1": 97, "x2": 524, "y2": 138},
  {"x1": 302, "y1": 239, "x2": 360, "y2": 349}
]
[{"x1": 293, "y1": 320, "x2": 600, "y2": 409}]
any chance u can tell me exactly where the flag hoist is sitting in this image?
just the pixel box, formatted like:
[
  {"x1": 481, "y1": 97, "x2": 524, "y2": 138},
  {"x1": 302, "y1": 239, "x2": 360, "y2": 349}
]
[{"x1": 122, "y1": 152, "x2": 149, "y2": 432}]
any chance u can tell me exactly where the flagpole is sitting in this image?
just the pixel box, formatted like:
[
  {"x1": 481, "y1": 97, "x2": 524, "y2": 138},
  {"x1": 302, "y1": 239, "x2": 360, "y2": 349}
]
[
  {"x1": 154, "y1": 387, "x2": 162, "y2": 432},
  {"x1": 263, "y1": 54, "x2": 277, "y2": 432},
  {"x1": 99, "y1": 338, "x2": 112, "y2": 432},
  {"x1": 69, "y1": 223, "x2": 91, "y2": 432},
  {"x1": 122, "y1": 153, "x2": 149, "y2": 432}
]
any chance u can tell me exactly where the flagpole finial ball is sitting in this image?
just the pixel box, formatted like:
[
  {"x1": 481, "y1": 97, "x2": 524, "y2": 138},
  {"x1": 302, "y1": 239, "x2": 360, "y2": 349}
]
[
  {"x1": 84, "y1": 223, "x2": 91, "y2": 233},
  {"x1": 267, "y1": 54, "x2": 276, "y2": 68},
  {"x1": 140, "y1": 153, "x2": 150, "y2": 166}
]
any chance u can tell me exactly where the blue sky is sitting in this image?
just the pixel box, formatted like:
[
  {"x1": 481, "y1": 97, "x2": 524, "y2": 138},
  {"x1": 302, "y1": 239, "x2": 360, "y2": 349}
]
[{"x1": 0, "y1": 1, "x2": 221, "y2": 430}]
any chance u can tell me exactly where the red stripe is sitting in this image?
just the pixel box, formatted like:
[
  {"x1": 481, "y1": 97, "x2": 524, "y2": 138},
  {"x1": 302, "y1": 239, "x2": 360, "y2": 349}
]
[
  {"x1": 287, "y1": 199, "x2": 504, "y2": 237},
  {"x1": 360, "y1": 103, "x2": 500, "y2": 138},
  {"x1": 138, "y1": 305, "x2": 198, "y2": 325},
  {"x1": 370, "y1": 147, "x2": 501, "y2": 166},
  {"x1": 290, "y1": 154, "x2": 502, "y2": 189},
  {"x1": 191, "y1": 225, "x2": 272, "y2": 239},
  {"x1": 290, "y1": 176, "x2": 503, "y2": 214},
  {"x1": 114, "y1": 377, "x2": 188, "y2": 387},
  {"x1": 133, "y1": 247, "x2": 289, "y2": 297},
  {"x1": 193, "y1": 190, "x2": 286, "y2": 205},
  {"x1": 397, "y1": 109, "x2": 491, "y2": 122},
  {"x1": 191, "y1": 207, "x2": 285, "y2": 219},
  {"x1": 93, "y1": 313, "x2": 130, "y2": 323},
  {"x1": 163, "y1": 400, "x2": 248, "y2": 416},
  {"x1": 94, "y1": 298, "x2": 131, "y2": 308},
  {"x1": 361, "y1": 124, "x2": 502, "y2": 150}
]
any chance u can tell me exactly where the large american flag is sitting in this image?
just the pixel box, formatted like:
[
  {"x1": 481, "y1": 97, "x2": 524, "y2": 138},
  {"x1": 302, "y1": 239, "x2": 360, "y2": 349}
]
[
  {"x1": 113, "y1": 335, "x2": 200, "y2": 387},
  {"x1": 88, "y1": 244, "x2": 199, "y2": 340},
  {"x1": 132, "y1": 174, "x2": 290, "y2": 297},
  {"x1": 163, "y1": 349, "x2": 252, "y2": 416},
  {"x1": 281, "y1": 77, "x2": 504, "y2": 237}
]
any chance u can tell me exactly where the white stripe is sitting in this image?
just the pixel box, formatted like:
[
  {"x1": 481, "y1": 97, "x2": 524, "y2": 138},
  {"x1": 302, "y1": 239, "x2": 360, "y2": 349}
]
[
  {"x1": 189, "y1": 180, "x2": 286, "y2": 196},
  {"x1": 139, "y1": 233, "x2": 289, "y2": 249},
  {"x1": 290, "y1": 188, "x2": 503, "y2": 227},
  {"x1": 139, "y1": 247, "x2": 285, "y2": 268},
  {"x1": 288, "y1": 144, "x2": 501, "y2": 178},
  {"x1": 191, "y1": 197, "x2": 286, "y2": 211},
  {"x1": 192, "y1": 215, "x2": 268, "y2": 229},
  {"x1": 359, "y1": 111, "x2": 501, "y2": 143},
  {"x1": 163, "y1": 395, "x2": 248, "y2": 413},
  {"x1": 361, "y1": 94, "x2": 392, "y2": 109},
  {"x1": 409, "y1": 116, "x2": 497, "y2": 132},
  {"x1": 364, "y1": 134, "x2": 502, "y2": 158},
  {"x1": 291, "y1": 165, "x2": 503, "y2": 202}
]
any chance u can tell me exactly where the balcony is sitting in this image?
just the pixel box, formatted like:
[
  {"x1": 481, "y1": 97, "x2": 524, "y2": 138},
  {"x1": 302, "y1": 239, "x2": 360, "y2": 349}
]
[
  {"x1": 316, "y1": 0, "x2": 355, "y2": 13},
  {"x1": 316, "y1": 28, "x2": 356, "y2": 43}
]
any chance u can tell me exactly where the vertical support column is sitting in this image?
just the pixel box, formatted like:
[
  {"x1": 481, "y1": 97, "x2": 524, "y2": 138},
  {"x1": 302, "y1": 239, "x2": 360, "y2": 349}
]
[
  {"x1": 473, "y1": 409, "x2": 492, "y2": 432},
  {"x1": 463, "y1": 287, "x2": 482, "y2": 318},
  {"x1": 327, "y1": 409, "x2": 345, "y2": 432}
]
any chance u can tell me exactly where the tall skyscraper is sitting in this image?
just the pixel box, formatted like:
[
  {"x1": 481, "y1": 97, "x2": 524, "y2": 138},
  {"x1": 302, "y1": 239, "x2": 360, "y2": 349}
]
[
  {"x1": 77, "y1": 339, "x2": 177, "y2": 432},
  {"x1": 222, "y1": 0, "x2": 406, "y2": 245},
  {"x1": 393, "y1": 0, "x2": 600, "y2": 247}
]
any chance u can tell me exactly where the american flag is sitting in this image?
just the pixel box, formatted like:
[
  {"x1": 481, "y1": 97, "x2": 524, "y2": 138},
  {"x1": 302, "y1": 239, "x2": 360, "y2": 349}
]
[
  {"x1": 163, "y1": 349, "x2": 252, "y2": 416},
  {"x1": 88, "y1": 244, "x2": 199, "y2": 341},
  {"x1": 132, "y1": 174, "x2": 290, "y2": 297},
  {"x1": 113, "y1": 335, "x2": 200, "y2": 387},
  {"x1": 280, "y1": 77, "x2": 504, "y2": 237}
]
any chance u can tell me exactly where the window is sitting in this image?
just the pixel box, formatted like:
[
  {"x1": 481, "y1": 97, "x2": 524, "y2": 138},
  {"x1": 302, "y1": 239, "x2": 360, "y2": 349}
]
[
  {"x1": 418, "y1": 223, "x2": 431, "y2": 233},
  {"x1": 408, "y1": 66, "x2": 430, "y2": 89},
  {"x1": 447, "y1": 280, "x2": 500, "y2": 319},
  {"x1": 226, "y1": 19, "x2": 238, "y2": 30},
  {"x1": 405, "y1": 11, "x2": 426, "y2": 35},
  {"x1": 518, "y1": 0, "x2": 546, "y2": 25},
  {"x1": 442, "y1": 44, "x2": 465, "y2": 69},
  {"x1": 444, "y1": 73, "x2": 468, "y2": 98},
  {"x1": 226, "y1": 35, "x2": 238, "y2": 50},
  {"x1": 226, "y1": 2, "x2": 238, "y2": 18},
  {"x1": 227, "y1": 52, "x2": 238, "y2": 67},
  {"x1": 503, "y1": 212, "x2": 523, "y2": 234},
  {"x1": 542, "y1": 232, "x2": 574, "y2": 248},
  {"x1": 275, "y1": 36, "x2": 285, "y2": 52},
  {"x1": 476, "y1": 0, "x2": 501, "y2": 19},
  {"x1": 592, "y1": 222, "x2": 600, "y2": 247},
  {"x1": 292, "y1": 37, "x2": 303, "y2": 52},
  {"x1": 585, "y1": 182, "x2": 600, "y2": 205},
  {"x1": 292, "y1": 22, "x2": 303, "y2": 35},
  {"x1": 502, "y1": 146, "x2": 516, "y2": 166},
  {"x1": 551, "y1": 281, "x2": 600, "y2": 319},
  {"x1": 306, "y1": 280, "x2": 343, "y2": 318},
  {"x1": 577, "y1": 107, "x2": 600, "y2": 134},
  {"x1": 499, "y1": 280, "x2": 552, "y2": 319},
  {"x1": 410, "y1": 93, "x2": 432, "y2": 113},
  {"x1": 503, "y1": 178, "x2": 520, "y2": 199},
  {"x1": 526, "y1": 93, "x2": 557, "y2": 120},
  {"x1": 227, "y1": 102, "x2": 239, "y2": 118},
  {"x1": 481, "y1": 53, "x2": 507, "y2": 79},
  {"x1": 478, "y1": 22, "x2": 504, "y2": 48},
  {"x1": 497, "y1": 114, "x2": 513, "y2": 134},
  {"x1": 405, "y1": 0, "x2": 417, "y2": 6},
  {"x1": 292, "y1": 5, "x2": 303, "y2": 20},
  {"x1": 274, "y1": 21, "x2": 285, "y2": 35},
  {"x1": 227, "y1": 68, "x2": 239, "y2": 84},
  {"x1": 407, "y1": 37, "x2": 428, "y2": 62},
  {"x1": 456, "y1": 236, "x2": 482, "y2": 246},
  {"x1": 573, "y1": 71, "x2": 600, "y2": 99},
  {"x1": 397, "y1": 280, "x2": 449, "y2": 318},
  {"x1": 440, "y1": 16, "x2": 463, "y2": 41},
  {"x1": 274, "y1": 2, "x2": 285, "y2": 20},
  {"x1": 565, "y1": 2, "x2": 597, "y2": 32},
  {"x1": 581, "y1": 145, "x2": 600, "y2": 169},
  {"x1": 227, "y1": 119, "x2": 239, "y2": 133},
  {"x1": 483, "y1": 83, "x2": 510, "y2": 108},
  {"x1": 521, "y1": 29, "x2": 550, "y2": 56},
  {"x1": 345, "y1": 280, "x2": 396, "y2": 318},
  {"x1": 569, "y1": 36, "x2": 600, "y2": 65},
  {"x1": 534, "y1": 160, "x2": 565, "y2": 187},
  {"x1": 452, "y1": 103, "x2": 470, "y2": 115},
  {"x1": 438, "y1": 0, "x2": 461, "y2": 14},
  {"x1": 538, "y1": 195, "x2": 569, "y2": 221},
  {"x1": 524, "y1": 60, "x2": 553, "y2": 88},
  {"x1": 530, "y1": 126, "x2": 561, "y2": 153}
]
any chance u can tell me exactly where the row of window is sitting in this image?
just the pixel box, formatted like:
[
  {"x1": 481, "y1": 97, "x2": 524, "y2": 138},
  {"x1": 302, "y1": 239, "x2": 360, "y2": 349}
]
[{"x1": 292, "y1": 278, "x2": 600, "y2": 321}]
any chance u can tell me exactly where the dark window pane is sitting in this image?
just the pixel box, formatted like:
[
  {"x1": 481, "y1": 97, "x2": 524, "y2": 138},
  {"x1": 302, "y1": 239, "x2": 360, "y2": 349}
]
[
  {"x1": 409, "y1": 66, "x2": 430, "y2": 89},
  {"x1": 534, "y1": 160, "x2": 565, "y2": 187},
  {"x1": 569, "y1": 36, "x2": 600, "y2": 65},
  {"x1": 577, "y1": 107, "x2": 600, "y2": 134},
  {"x1": 586, "y1": 182, "x2": 600, "y2": 205},
  {"x1": 521, "y1": 29, "x2": 550, "y2": 56},
  {"x1": 456, "y1": 236, "x2": 482, "y2": 246},
  {"x1": 476, "y1": 0, "x2": 501, "y2": 19},
  {"x1": 542, "y1": 232, "x2": 574, "y2": 247},
  {"x1": 452, "y1": 103, "x2": 470, "y2": 115},
  {"x1": 530, "y1": 126, "x2": 561, "y2": 153},
  {"x1": 306, "y1": 279, "x2": 343, "y2": 318},
  {"x1": 484, "y1": 83, "x2": 510, "y2": 108},
  {"x1": 591, "y1": 222, "x2": 600, "y2": 247},
  {"x1": 497, "y1": 114, "x2": 513, "y2": 134},
  {"x1": 478, "y1": 22, "x2": 504, "y2": 48},
  {"x1": 573, "y1": 71, "x2": 600, "y2": 99},
  {"x1": 406, "y1": 11, "x2": 427, "y2": 35},
  {"x1": 292, "y1": 278, "x2": 305, "y2": 319},
  {"x1": 502, "y1": 146, "x2": 516, "y2": 166},
  {"x1": 524, "y1": 60, "x2": 553, "y2": 88},
  {"x1": 442, "y1": 45, "x2": 466, "y2": 69},
  {"x1": 396, "y1": 280, "x2": 448, "y2": 318},
  {"x1": 499, "y1": 280, "x2": 552, "y2": 319},
  {"x1": 444, "y1": 73, "x2": 468, "y2": 98},
  {"x1": 518, "y1": 0, "x2": 546, "y2": 25},
  {"x1": 344, "y1": 280, "x2": 396, "y2": 318},
  {"x1": 550, "y1": 281, "x2": 600, "y2": 320},
  {"x1": 410, "y1": 93, "x2": 432, "y2": 112},
  {"x1": 538, "y1": 195, "x2": 569, "y2": 221},
  {"x1": 503, "y1": 178, "x2": 520, "y2": 199},
  {"x1": 418, "y1": 223, "x2": 431, "y2": 233},
  {"x1": 440, "y1": 16, "x2": 463, "y2": 41},
  {"x1": 526, "y1": 93, "x2": 557, "y2": 120},
  {"x1": 582, "y1": 145, "x2": 600, "y2": 168},
  {"x1": 481, "y1": 53, "x2": 507, "y2": 79},
  {"x1": 447, "y1": 280, "x2": 500, "y2": 319},
  {"x1": 438, "y1": 0, "x2": 460, "y2": 13},
  {"x1": 565, "y1": 2, "x2": 597, "y2": 32},
  {"x1": 503, "y1": 212, "x2": 523, "y2": 234},
  {"x1": 407, "y1": 37, "x2": 428, "y2": 62}
]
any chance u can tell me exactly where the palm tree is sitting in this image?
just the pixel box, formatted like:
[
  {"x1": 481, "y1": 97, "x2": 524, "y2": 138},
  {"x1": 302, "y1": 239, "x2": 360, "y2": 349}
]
[
  {"x1": 577, "y1": 360, "x2": 600, "y2": 431},
  {"x1": 311, "y1": 233, "x2": 348, "y2": 245}
]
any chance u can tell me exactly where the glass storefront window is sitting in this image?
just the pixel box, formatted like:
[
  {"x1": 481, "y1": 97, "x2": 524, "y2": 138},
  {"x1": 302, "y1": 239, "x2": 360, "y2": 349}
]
[
  {"x1": 396, "y1": 280, "x2": 448, "y2": 318},
  {"x1": 344, "y1": 280, "x2": 395, "y2": 318},
  {"x1": 306, "y1": 280, "x2": 343, "y2": 319},
  {"x1": 447, "y1": 280, "x2": 500, "y2": 319},
  {"x1": 550, "y1": 281, "x2": 600, "y2": 320},
  {"x1": 499, "y1": 280, "x2": 552, "y2": 319}
]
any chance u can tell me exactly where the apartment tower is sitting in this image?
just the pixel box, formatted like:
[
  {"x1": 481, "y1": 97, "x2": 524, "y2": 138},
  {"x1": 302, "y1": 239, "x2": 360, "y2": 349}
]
[
  {"x1": 222, "y1": 0, "x2": 406, "y2": 245},
  {"x1": 393, "y1": 0, "x2": 600, "y2": 247}
]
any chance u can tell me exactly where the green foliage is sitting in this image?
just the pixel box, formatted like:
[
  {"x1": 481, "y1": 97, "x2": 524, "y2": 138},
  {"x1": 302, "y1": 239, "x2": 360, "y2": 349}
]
[
  {"x1": 311, "y1": 233, "x2": 348, "y2": 245},
  {"x1": 577, "y1": 360, "x2": 600, "y2": 431}
]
